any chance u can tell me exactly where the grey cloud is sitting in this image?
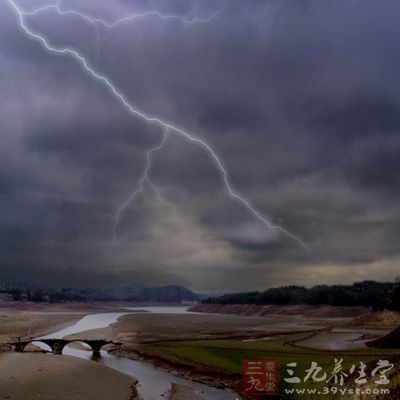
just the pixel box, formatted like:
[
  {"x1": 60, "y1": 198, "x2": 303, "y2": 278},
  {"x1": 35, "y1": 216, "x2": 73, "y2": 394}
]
[{"x1": 0, "y1": 0, "x2": 399, "y2": 291}]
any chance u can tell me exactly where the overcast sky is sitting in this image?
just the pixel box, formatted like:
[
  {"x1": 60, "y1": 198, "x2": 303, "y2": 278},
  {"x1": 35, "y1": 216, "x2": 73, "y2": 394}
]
[{"x1": 0, "y1": 0, "x2": 399, "y2": 292}]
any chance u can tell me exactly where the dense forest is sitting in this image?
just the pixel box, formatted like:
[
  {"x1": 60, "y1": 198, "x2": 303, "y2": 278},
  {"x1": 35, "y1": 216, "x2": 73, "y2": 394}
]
[
  {"x1": 203, "y1": 279, "x2": 400, "y2": 310},
  {"x1": 0, "y1": 283, "x2": 198, "y2": 303}
]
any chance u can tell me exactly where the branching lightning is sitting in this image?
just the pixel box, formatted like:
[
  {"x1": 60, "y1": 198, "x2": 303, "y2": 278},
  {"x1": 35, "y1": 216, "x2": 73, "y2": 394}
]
[
  {"x1": 20, "y1": 0, "x2": 221, "y2": 66},
  {"x1": 7, "y1": 0, "x2": 309, "y2": 250},
  {"x1": 21, "y1": 0, "x2": 221, "y2": 27},
  {"x1": 114, "y1": 127, "x2": 169, "y2": 239}
]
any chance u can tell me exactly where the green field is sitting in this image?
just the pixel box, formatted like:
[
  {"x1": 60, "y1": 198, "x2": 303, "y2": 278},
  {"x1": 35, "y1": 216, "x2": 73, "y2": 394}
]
[{"x1": 143, "y1": 334, "x2": 399, "y2": 399}]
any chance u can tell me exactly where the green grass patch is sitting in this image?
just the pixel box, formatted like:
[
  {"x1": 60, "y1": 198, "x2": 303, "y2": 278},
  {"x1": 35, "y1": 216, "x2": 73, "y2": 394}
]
[{"x1": 145, "y1": 335, "x2": 399, "y2": 399}]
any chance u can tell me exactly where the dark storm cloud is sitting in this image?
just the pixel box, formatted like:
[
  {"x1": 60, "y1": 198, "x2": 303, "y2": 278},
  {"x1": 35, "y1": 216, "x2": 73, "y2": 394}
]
[
  {"x1": 0, "y1": 0, "x2": 399, "y2": 291},
  {"x1": 343, "y1": 134, "x2": 400, "y2": 195},
  {"x1": 308, "y1": 93, "x2": 400, "y2": 140}
]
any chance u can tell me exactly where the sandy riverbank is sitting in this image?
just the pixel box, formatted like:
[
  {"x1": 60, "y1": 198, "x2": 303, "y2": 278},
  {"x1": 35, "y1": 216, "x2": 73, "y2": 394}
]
[
  {"x1": 190, "y1": 303, "x2": 372, "y2": 318},
  {"x1": 0, "y1": 304, "x2": 142, "y2": 399},
  {"x1": 0, "y1": 353, "x2": 138, "y2": 400},
  {"x1": 0, "y1": 301, "x2": 139, "y2": 349}
]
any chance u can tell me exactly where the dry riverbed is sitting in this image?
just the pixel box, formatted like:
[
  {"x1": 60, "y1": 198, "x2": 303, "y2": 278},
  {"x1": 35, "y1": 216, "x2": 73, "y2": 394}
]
[
  {"x1": 0, "y1": 353, "x2": 138, "y2": 400},
  {"x1": 0, "y1": 302, "x2": 141, "y2": 400},
  {"x1": 1, "y1": 303, "x2": 398, "y2": 400},
  {"x1": 103, "y1": 305, "x2": 399, "y2": 397}
]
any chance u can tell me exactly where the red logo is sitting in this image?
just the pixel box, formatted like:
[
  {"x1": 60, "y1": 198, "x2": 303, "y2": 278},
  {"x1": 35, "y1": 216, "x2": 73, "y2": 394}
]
[{"x1": 242, "y1": 359, "x2": 279, "y2": 397}]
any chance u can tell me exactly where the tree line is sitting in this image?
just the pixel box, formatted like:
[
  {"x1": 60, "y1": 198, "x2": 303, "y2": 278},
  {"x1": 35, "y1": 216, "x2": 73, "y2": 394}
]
[
  {"x1": 203, "y1": 279, "x2": 400, "y2": 310},
  {"x1": 0, "y1": 283, "x2": 198, "y2": 303}
]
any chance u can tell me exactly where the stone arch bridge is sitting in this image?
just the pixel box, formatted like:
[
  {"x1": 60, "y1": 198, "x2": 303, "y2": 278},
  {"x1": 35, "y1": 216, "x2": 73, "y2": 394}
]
[{"x1": 9, "y1": 339, "x2": 121, "y2": 356}]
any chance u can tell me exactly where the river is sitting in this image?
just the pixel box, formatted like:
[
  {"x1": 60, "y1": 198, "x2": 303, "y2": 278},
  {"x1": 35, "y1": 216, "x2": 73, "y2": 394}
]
[{"x1": 35, "y1": 307, "x2": 237, "y2": 400}]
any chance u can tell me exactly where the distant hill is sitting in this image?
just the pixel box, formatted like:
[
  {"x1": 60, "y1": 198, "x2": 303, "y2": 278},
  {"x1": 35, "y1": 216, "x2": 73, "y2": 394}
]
[
  {"x1": 76, "y1": 285, "x2": 199, "y2": 303},
  {"x1": 202, "y1": 280, "x2": 397, "y2": 309},
  {"x1": 0, "y1": 283, "x2": 199, "y2": 303}
]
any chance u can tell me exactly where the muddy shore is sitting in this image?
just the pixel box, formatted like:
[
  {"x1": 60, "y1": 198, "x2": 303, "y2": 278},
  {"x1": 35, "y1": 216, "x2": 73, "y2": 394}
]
[{"x1": 0, "y1": 352, "x2": 139, "y2": 400}]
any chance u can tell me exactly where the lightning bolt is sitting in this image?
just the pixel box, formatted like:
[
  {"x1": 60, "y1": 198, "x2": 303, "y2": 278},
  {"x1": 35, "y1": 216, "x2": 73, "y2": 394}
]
[
  {"x1": 6, "y1": 0, "x2": 310, "y2": 250},
  {"x1": 114, "y1": 127, "x2": 170, "y2": 239},
  {"x1": 21, "y1": 1, "x2": 221, "y2": 27},
  {"x1": 20, "y1": 1, "x2": 222, "y2": 80}
]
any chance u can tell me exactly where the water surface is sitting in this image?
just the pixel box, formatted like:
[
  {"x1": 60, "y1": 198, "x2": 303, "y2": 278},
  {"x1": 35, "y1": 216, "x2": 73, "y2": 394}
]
[{"x1": 36, "y1": 307, "x2": 237, "y2": 400}]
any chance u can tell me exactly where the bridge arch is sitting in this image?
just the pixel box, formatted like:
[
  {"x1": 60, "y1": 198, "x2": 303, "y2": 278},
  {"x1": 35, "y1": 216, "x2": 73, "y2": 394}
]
[
  {"x1": 29, "y1": 340, "x2": 52, "y2": 352},
  {"x1": 64, "y1": 339, "x2": 94, "y2": 352},
  {"x1": 11, "y1": 340, "x2": 51, "y2": 353},
  {"x1": 9, "y1": 339, "x2": 120, "y2": 355}
]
